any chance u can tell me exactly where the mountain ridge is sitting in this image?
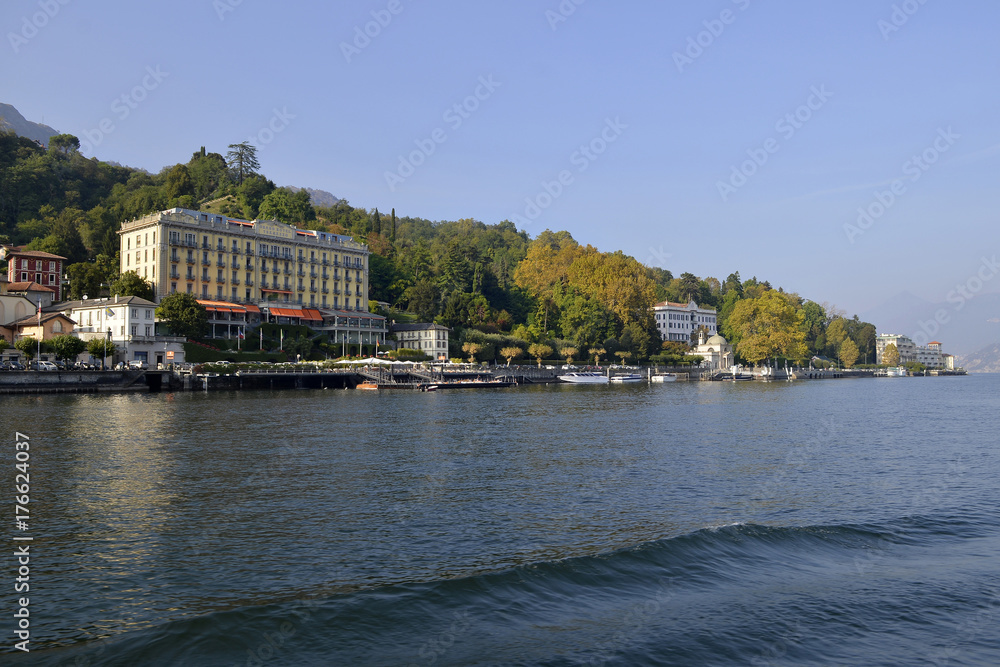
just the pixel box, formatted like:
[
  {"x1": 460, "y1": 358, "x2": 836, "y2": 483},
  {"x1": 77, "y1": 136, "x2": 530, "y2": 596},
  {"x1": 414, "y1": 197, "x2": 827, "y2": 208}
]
[{"x1": 0, "y1": 103, "x2": 59, "y2": 146}]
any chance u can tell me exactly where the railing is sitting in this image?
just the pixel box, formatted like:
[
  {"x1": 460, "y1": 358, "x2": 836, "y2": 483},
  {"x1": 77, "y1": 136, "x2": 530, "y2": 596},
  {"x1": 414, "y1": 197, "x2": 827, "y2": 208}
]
[
  {"x1": 217, "y1": 260, "x2": 226, "y2": 267},
  {"x1": 201, "y1": 275, "x2": 211, "y2": 282},
  {"x1": 232, "y1": 279, "x2": 240, "y2": 285},
  {"x1": 186, "y1": 257, "x2": 195, "y2": 264},
  {"x1": 202, "y1": 260, "x2": 211, "y2": 266},
  {"x1": 217, "y1": 277, "x2": 226, "y2": 284}
]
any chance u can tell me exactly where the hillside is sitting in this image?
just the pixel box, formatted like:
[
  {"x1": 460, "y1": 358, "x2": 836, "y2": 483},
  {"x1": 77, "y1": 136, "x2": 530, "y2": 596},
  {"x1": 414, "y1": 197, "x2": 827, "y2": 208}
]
[
  {"x1": 956, "y1": 342, "x2": 1000, "y2": 373},
  {"x1": 0, "y1": 103, "x2": 59, "y2": 146}
]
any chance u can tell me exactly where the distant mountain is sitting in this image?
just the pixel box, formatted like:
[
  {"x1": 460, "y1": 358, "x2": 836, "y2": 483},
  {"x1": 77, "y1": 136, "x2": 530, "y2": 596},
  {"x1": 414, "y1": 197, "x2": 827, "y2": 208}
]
[
  {"x1": 956, "y1": 341, "x2": 1000, "y2": 373},
  {"x1": 860, "y1": 290, "x2": 1000, "y2": 356},
  {"x1": 0, "y1": 103, "x2": 59, "y2": 146},
  {"x1": 285, "y1": 186, "x2": 340, "y2": 208}
]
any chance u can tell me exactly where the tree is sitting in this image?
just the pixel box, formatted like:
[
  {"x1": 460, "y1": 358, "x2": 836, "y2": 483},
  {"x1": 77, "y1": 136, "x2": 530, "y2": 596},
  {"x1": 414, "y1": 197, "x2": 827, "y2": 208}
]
[
  {"x1": 66, "y1": 262, "x2": 105, "y2": 300},
  {"x1": 589, "y1": 346, "x2": 605, "y2": 365},
  {"x1": 527, "y1": 343, "x2": 552, "y2": 368},
  {"x1": 164, "y1": 164, "x2": 194, "y2": 201},
  {"x1": 462, "y1": 341, "x2": 482, "y2": 363},
  {"x1": 156, "y1": 293, "x2": 208, "y2": 339},
  {"x1": 0, "y1": 339, "x2": 7, "y2": 355},
  {"x1": 840, "y1": 338, "x2": 859, "y2": 369},
  {"x1": 47, "y1": 133, "x2": 80, "y2": 156},
  {"x1": 111, "y1": 271, "x2": 155, "y2": 301},
  {"x1": 48, "y1": 334, "x2": 87, "y2": 362},
  {"x1": 561, "y1": 346, "x2": 578, "y2": 364},
  {"x1": 14, "y1": 337, "x2": 40, "y2": 360},
  {"x1": 726, "y1": 290, "x2": 808, "y2": 366},
  {"x1": 87, "y1": 337, "x2": 116, "y2": 368},
  {"x1": 500, "y1": 346, "x2": 522, "y2": 366},
  {"x1": 615, "y1": 350, "x2": 630, "y2": 365},
  {"x1": 882, "y1": 343, "x2": 900, "y2": 367},
  {"x1": 226, "y1": 141, "x2": 259, "y2": 185}
]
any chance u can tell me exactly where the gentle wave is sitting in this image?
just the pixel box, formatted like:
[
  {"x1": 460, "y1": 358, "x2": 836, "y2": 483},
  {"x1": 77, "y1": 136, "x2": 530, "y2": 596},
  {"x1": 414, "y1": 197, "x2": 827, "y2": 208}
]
[{"x1": 22, "y1": 510, "x2": 1000, "y2": 666}]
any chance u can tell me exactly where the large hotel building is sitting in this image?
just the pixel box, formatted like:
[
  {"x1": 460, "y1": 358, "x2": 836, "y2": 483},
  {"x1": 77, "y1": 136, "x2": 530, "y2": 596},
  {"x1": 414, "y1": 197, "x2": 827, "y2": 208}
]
[{"x1": 119, "y1": 207, "x2": 385, "y2": 347}]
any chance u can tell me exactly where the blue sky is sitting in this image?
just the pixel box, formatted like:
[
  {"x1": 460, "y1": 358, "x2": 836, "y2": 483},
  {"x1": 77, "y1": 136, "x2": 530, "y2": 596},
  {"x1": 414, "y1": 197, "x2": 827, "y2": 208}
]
[{"x1": 4, "y1": 0, "x2": 1000, "y2": 327}]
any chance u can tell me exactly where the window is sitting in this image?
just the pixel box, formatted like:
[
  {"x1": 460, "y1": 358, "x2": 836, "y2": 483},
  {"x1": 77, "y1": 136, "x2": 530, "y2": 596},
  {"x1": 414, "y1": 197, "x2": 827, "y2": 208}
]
[
  {"x1": 132, "y1": 308, "x2": 138, "y2": 318},
  {"x1": 171, "y1": 282, "x2": 177, "y2": 293},
  {"x1": 185, "y1": 233, "x2": 196, "y2": 246},
  {"x1": 131, "y1": 325, "x2": 137, "y2": 336},
  {"x1": 145, "y1": 309, "x2": 152, "y2": 319}
]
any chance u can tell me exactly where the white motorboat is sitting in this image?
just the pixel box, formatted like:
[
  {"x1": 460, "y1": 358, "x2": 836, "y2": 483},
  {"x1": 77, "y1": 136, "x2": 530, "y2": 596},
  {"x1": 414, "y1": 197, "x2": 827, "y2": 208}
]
[
  {"x1": 650, "y1": 373, "x2": 677, "y2": 383},
  {"x1": 609, "y1": 373, "x2": 644, "y2": 383},
  {"x1": 883, "y1": 366, "x2": 908, "y2": 377},
  {"x1": 557, "y1": 372, "x2": 609, "y2": 384}
]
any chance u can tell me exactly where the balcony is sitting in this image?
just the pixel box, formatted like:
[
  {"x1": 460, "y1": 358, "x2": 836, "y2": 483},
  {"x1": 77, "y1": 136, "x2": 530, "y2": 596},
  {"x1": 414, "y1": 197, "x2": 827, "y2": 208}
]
[
  {"x1": 321, "y1": 273, "x2": 328, "y2": 279},
  {"x1": 170, "y1": 272, "x2": 180, "y2": 280},
  {"x1": 232, "y1": 279, "x2": 240, "y2": 286},
  {"x1": 201, "y1": 275, "x2": 211, "y2": 282},
  {"x1": 322, "y1": 259, "x2": 328, "y2": 266},
  {"x1": 297, "y1": 269, "x2": 305, "y2": 277},
  {"x1": 217, "y1": 277, "x2": 226, "y2": 284},
  {"x1": 272, "y1": 267, "x2": 280, "y2": 274},
  {"x1": 321, "y1": 288, "x2": 329, "y2": 294},
  {"x1": 169, "y1": 236, "x2": 181, "y2": 246},
  {"x1": 202, "y1": 242, "x2": 210, "y2": 249},
  {"x1": 284, "y1": 268, "x2": 292, "y2": 275},
  {"x1": 310, "y1": 258, "x2": 317, "y2": 264},
  {"x1": 332, "y1": 288, "x2": 341, "y2": 295},
  {"x1": 246, "y1": 249, "x2": 254, "y2": 256},
  {"x1": 245, "y1": 280, "x2": 254, "y2": 287},
  {"x1": 345, "y1": 289, "x2": 352, "y2": 296},
  {"x1": 202, "y1": 259, "x2": 211, "y2": 266},
  {"x1": 345, "y1": 274, "x2": 352, "y2": 282},
  {"x1": 309, "y1": 285, "x2": 317, "y2": 292},
  {"x1": 217, "y1": 260, "x2": 226, "y2": 267},
  {"x1": 186, "y1": 257, "x2": 196, "y2": 264},
  {"x1": 185, "y1": 239, "x2": 198, "y2": 247}
]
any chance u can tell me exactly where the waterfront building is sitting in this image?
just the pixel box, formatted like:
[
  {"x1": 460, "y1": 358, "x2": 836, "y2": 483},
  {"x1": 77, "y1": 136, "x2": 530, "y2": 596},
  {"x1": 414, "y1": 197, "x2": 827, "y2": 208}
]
[
  {"x1": 196, "y1": 299, "x2": 386, "y2": 351},
  {"x1": 0, "y1": 311, "x2": 75, "y2": 347},
  {"x1": 391, "y1": 323, "x2": 450, "y2": 361},
  {"x1": 876, "y1": 334, "x2": 950, "y2": 368},
  {"x1": 653, "y1": 300, "x2": 718, "y2": 342},
  {"x1": 119, "y1": 207, "x2": 370, "y2": 312},
  {"x1": 0, "y1": 289, "x2": 39, "y2": 339},
  {"x1": 52, "y1": 295, "x2": 186, "y2": 367},
  {"x1": 1, "y1": 246, "x2": 65, "y2": 302},
  {"x1": 689, "y1": 331, "x2": 734, "y2": 370}
]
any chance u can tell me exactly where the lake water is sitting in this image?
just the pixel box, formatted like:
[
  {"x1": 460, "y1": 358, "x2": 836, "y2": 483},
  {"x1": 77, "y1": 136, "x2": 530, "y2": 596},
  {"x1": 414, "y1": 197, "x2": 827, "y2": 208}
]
[{"x1": 4, "y1": 375, "x2": 1000, "y2": 666}]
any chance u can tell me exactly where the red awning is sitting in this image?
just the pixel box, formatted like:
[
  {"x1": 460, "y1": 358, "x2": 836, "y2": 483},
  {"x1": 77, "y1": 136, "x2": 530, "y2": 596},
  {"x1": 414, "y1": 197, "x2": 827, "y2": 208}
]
[
  {"x1": 270, "y1": 308, "x2": 305, "y2": 318},
  {"x1": 243, "y1": 305, "x2": 260, "y2": 314},
  {"x1": 301, "y1": 309, "x2": 323, "y2": 321}
]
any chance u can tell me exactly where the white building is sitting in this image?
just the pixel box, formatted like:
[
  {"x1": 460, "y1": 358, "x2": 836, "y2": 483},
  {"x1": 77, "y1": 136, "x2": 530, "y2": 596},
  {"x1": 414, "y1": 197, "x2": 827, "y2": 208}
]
[
  {"x1": 654, "y1": 300, "x2": 718, "y2": 342},
  {"x1": 51, "y1": 295, "x2": 186, "y2": 367},
  {"x1": 690, "y1": 332, "x2": 734, "y2": 370},
  {"x1": 876, "y1": 334, "x2": 950, "y2": 368},
  {"x1": 391, "y1": 323, "x2": 450, "y2": 361}
]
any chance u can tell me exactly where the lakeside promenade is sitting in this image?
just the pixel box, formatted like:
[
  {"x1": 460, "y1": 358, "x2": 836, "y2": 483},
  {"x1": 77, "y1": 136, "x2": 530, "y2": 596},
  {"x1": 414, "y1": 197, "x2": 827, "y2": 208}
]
[{"x1": 0, "y1": 364, "x2": 965, "y2": 395}]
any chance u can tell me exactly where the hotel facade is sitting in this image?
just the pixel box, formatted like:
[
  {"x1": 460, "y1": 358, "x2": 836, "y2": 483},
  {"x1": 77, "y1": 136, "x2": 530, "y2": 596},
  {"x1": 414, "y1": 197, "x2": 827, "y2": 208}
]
[
  {"x1": 119, "y1": 208, "x2": 385, "y2": 349},
  {"x1": 120, "y1": 208, "x2": 370, "y2": 310}
]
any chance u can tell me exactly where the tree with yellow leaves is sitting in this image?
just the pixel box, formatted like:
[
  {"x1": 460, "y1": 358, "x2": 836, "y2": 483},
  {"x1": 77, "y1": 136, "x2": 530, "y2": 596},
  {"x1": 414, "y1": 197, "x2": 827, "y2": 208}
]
[{"x1": 726, "y1": 290, "x2": 808, "y2": 365}]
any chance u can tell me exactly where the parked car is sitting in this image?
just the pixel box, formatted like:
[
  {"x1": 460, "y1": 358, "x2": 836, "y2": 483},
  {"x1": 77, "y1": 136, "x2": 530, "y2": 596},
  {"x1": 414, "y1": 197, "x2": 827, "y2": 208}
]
[
  {"x1": 128, "y1": 360, "x2": 148, "y2": 370},
  {"x1": 7, "y1": 361, "x2": 25, "y2": 371},
  {"x1": 33, "y1": 360, "x2": 58, "y2": 371}
]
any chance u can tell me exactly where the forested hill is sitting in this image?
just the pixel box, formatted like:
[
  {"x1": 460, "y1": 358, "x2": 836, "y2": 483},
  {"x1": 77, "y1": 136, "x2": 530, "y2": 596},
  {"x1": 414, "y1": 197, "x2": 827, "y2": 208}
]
[{"x1": 0, "y1": 129, "x2": 877, "y2": 365}]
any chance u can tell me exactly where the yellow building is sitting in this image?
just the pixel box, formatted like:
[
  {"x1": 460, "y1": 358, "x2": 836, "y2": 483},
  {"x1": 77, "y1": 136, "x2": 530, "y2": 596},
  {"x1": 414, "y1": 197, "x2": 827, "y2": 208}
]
[{"x1": 119, "y1": 207, "x2": 371, "y2": 311}]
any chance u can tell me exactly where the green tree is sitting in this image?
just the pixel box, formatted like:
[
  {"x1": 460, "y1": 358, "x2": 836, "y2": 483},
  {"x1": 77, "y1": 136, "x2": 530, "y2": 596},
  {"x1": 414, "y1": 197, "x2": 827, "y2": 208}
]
[
  {"x1": 0, "y1": 339, "x2": 7, "y2": 355},
  {"x1": 882, "y1": 343, "x2": 900, "y2": 367},
  {"x1": 14, "y1": 337, "x2": 41, "y2": 360},
  {"x1": 48, "y1": 334, "x2": 87, "y2": 362},
  {"x1": 589, "y1": 346, "x2": 605, "y2": 365},
  {"x1": 65, "y1": 262, "x2": 105, "y2": 300},
  {"x1": 528, "y1": 343, "x2": 553, "y2": 367},
  {"x1": 86, "y1": 337, "x2": 116, "y2": 367},
  {"x1": 500, "y1": 346, "x2": 522, "y2": 366},
  {"x1": 156, "y1": 293, "x2": 208, "y2": 339},
  {"x1": 111, "y1": 271, "x2": 155, "y2": 301},
  {"x1": 405, "y1": 279, "x2": 439, "y2": 322},
  {"x1": 226, "y1": 141, "x2": 260, "y2": 185},
  {"x1": 840, "y1": 338, "x2": 859, "y2": 369},
  {"x1": 727, "y1": 290, "x2": 808, "y2": 365},
  {"x1": 164, "y1": 164, "x2": 194, "y2": 202},
  {"x1": 561, "y1": 346, "x2": 578, "y2": 364}
]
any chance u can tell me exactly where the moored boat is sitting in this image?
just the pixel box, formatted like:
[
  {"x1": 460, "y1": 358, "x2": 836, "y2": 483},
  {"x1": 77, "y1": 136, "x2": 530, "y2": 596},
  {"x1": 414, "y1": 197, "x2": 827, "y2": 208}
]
[
  {"x1": 356, "y1": 381, "x2": 380, "y2": 390},
  {"x1": 650, "y1": 373, "x2": 677, "y2": 383},
  {"x1": 557, "y1": 372, "x2": 609, "y2": 384},
  {"x1": 609, "y1": 373, "x2": 644, "y2": 383}
]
